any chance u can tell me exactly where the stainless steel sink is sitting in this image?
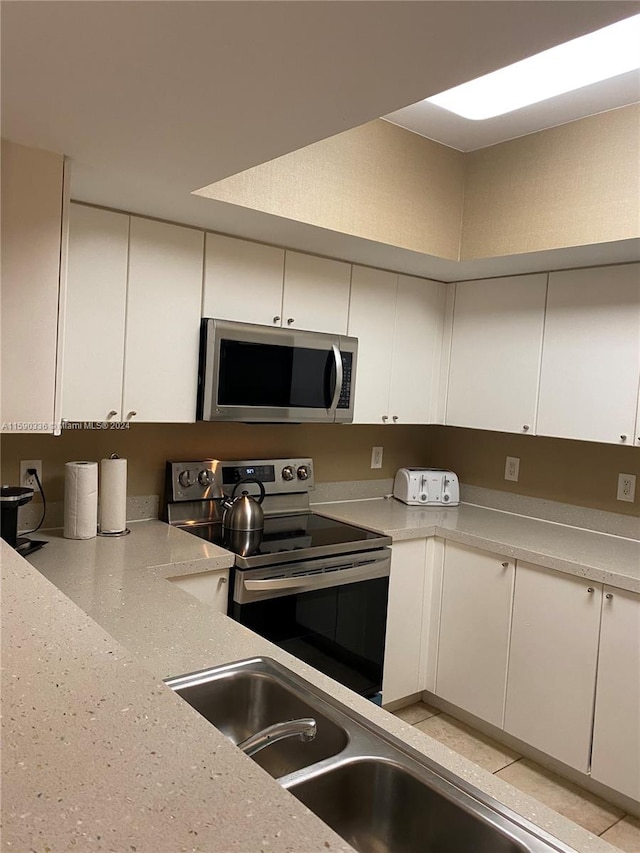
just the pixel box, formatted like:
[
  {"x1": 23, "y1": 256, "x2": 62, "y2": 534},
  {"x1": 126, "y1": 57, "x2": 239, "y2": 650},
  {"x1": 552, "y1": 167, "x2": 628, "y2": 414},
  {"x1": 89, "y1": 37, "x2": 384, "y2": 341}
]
[
  {"x1": 166, "y1": 658, "x2": 579, "y2": 853},
  {"x1": 165, "y1": 661, "x2": 348, "y2": 778},
  {"x1": 287, "y1": 758, "x2": 528, "y2": 853}
]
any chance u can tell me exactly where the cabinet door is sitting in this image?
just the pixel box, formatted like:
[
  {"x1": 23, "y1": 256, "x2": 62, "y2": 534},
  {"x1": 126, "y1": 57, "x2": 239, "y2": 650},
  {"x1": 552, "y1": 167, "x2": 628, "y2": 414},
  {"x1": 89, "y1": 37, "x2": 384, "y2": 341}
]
[
  {"x1": 61, "y1": 204, "x2": 129, "y2": 422},
  {"x1": 504, "y1": 563, "x2": 601, "y2": 773},
  {"x1": 537, "y1": 264, "x2": 640, "y2": 444},
  {"x1": 436, "y1": 542, "x2": 514, "y2": 728},
  {"x1": 282, "y1": 251, "x2": 351, "y2": 334},
  {"x1": 1, "y1": 141, "x2": 64, "y2": 432},
  {"x1": 446, "y1": 274, "x2": 547, "y2": 433},
  {"x1": 382, "y1": 539, "x2": 427, "y2": 705},
  {"x1": 591, "y1": 587, "x2": 640, "y2": 800},
  {"x1": 203, "y1": 233, "x2": 284, "y2": 326},
  {"x1": 123, "y1": 218, "x2": 203, "y2": 422},
  {"x1": 389, "y1": 276, "x2": 447, "y2": 425},
  {"x1": 348, "y1": 266, "x2": 397, "y2": 424},
  {"x1": 635, "y1": 380, "x2": 640, "y2": 446},
  {"x1": 169, "y1": 570, "x2": 230, "y2": 613}
]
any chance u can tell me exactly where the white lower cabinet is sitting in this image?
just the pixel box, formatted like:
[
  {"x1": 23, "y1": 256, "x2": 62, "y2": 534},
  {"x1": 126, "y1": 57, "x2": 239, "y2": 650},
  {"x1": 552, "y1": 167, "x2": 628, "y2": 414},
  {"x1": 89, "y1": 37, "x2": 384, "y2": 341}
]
[
  {"x1": 169, "y1": 569, "x2": 230, "y2": 613},
  {"x1": 591, "y1": 586, "x2": 640, "y2": 801},
  {"x1": 382, "y1": 539, "x2": 427, "y2": 705},
  {"x1": 435, "y1": 541, "x2": 514, "y2": 728},
  {"x1": 504, "y1": 563, "x2": 602, "y2": 773}
]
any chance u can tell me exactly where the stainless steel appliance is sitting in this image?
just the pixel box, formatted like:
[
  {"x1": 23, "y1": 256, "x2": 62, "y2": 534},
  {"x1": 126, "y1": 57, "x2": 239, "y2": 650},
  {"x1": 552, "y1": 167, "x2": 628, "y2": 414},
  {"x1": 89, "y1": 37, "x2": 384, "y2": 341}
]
[
  {"x1": 0, "y1": 486, "x2": 47, "y2": 556},
  {"x1": 197, "y1": 319, "x2": 357, "y2": 423},
  {"x1": 393, "y1": 467, "x2": 460, "y2": 506},
  {"x1": 163, "y1": 458, "x2": 391, "y2": 697}
]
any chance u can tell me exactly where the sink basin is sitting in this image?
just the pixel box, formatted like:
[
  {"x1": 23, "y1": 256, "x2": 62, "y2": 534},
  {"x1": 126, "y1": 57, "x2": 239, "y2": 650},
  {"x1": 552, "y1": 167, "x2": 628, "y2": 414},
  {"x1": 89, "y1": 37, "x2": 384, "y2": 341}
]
[
  {"x1": 165, "y1": 661, "x2": 348, "y2": 778},
  {"x1": 287, "y1": 758, "x2": 527, "y2": 853},
  {"x1": 167, "y1": 659, "x2": 578, "y2": 853}
]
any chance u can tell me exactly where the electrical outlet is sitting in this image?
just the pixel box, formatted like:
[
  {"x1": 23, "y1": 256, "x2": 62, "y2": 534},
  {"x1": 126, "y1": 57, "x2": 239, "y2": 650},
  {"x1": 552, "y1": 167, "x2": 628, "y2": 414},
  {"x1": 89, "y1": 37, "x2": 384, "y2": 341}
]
[
  {"x1": 371, "y1": 446, "x2": 383, "y2": 469},
  {"x1": 504, "y1": 456, "x2": 520, "y2": 482},
  {"x1": 20, "y1": 460, "x2": 42, "y2": 490},
  {"x1": 617, "y1": 473, "x2": 636, "y2": 503}
]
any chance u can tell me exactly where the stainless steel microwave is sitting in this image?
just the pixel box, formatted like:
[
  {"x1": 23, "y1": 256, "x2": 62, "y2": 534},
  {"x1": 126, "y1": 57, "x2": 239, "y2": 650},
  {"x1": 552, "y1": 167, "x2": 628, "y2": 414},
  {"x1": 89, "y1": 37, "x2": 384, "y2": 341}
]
[{"x1": 197, "y1": 319, "x2": 358, "y2": 423}]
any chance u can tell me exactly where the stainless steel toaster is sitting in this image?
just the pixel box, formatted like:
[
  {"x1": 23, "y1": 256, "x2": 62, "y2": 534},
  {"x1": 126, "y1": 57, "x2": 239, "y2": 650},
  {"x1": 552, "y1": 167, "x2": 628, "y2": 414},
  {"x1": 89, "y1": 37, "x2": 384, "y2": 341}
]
[{"x1": 393, "y1": 468, "x2": 460, "y2": 507}]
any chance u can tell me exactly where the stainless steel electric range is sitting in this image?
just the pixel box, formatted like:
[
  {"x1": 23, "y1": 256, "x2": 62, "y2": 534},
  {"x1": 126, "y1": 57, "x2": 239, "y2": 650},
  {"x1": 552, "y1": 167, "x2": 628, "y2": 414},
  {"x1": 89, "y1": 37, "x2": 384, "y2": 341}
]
[{"x1": 163, "y1": 458, "x2": 391, "y2": 698}]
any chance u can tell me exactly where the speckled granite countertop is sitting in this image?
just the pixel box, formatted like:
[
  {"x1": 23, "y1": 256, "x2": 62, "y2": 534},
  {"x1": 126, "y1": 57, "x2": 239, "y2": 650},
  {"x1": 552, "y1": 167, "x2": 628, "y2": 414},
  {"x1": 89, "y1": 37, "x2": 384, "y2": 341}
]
[
  {"x1": 311, "y1": 499, "x2": 640, "y2": 593},
  {"x1": 3, "y1": 517, "x2": 627, "y2": 853}
]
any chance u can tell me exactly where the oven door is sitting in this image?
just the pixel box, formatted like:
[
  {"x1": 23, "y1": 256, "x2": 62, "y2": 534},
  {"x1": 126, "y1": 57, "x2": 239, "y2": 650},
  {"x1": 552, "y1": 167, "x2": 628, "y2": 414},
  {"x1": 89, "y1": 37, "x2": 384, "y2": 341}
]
[{"x1": 231, "y1": 549, "x2": 390, "y2": 698}]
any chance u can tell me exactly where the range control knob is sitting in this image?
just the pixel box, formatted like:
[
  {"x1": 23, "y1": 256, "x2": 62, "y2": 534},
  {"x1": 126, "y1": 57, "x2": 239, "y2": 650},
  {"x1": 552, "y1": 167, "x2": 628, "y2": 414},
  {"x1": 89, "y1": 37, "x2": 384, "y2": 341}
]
[
  {"x1": 198, "y1": 469, "x2": 214, "y2": 487},
  {"x1": 281, "y1": 465, "x2": 295, "y2": 482},
  {"x1": 297, "y1": 465, "x2": 310, "y2": 481},
  {"x1": 178, "y1": 469, "x2": 196, "y2": 488}
]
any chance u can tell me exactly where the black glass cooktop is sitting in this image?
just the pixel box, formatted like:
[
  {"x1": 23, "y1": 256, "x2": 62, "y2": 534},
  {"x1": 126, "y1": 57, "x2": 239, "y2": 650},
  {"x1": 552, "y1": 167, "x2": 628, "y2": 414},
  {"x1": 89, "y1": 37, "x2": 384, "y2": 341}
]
[{"x1": 179, "y1": 511, "x2": 390, "y2": 568}]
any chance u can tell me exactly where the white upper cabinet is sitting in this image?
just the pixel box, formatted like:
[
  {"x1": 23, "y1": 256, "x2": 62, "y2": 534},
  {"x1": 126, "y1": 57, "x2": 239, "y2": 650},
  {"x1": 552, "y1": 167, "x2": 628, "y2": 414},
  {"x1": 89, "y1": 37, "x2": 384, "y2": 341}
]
[
  {"x1": 537, "y1": 264, "x2": 640, "y2": 444},
  {"x1": 203, "y1": 234, "x2": 351, "y2": 334},
  {"x1": 591, "y1": 587, "x2": 640, "y2": 801},
  {"x1": 504, "y1": 562, "x2": 602, "y2": 773},
  {"x1": 349, "y1": 266, "x2": 446, "y2": 424},
  {"x1": 203, "y1": 233, "x2": 284, "y2": 326},
  {"x1": 123, "y1": 217, "x2": 203, "y2": 422},
  {"x1": 389, "y1": 275, "x2": 447, "y2": 424},
  {"x1": 61, "y1": 205, "x2": 129, "y2": 422},
  {"x1": 446, "y1": 274, "x2": 547, "y2": 434},
  {"x1": 1, "y1": 140, "x2": 65, "y2": 433},
  {"x1": 349, "y1": 266, "x2": 397, "y2": 423},
  {"x1": 435, "y1": 541, "x2": 515, "y2": 728},
  {"x1": 282, "y1": 251, "x2": 351, "y2": 335}
]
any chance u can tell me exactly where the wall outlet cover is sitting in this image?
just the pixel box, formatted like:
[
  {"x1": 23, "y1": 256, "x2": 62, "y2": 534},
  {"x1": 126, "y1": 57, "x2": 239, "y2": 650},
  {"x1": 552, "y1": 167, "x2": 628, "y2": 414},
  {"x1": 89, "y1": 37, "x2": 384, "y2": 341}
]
[
  {"x1": 20, "y1": 460, "x2": 42, "y2": 490},
  {"x1": 371, "y1": 446, "x2": 383, "y2": 469},
  {"x1": 504, "y1": 456, "x2": 520, "y2": 482},
  {"x1": 617, "y1": 473, "x2": 636, "y2": 503}
]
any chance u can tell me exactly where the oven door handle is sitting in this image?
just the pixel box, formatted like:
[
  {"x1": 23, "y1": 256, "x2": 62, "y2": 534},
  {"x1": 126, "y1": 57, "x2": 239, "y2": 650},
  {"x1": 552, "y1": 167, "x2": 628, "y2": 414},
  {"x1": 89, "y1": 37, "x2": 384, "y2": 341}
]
[{"x1": 243, "y1": 560, "x2": 388, "y2": 593}]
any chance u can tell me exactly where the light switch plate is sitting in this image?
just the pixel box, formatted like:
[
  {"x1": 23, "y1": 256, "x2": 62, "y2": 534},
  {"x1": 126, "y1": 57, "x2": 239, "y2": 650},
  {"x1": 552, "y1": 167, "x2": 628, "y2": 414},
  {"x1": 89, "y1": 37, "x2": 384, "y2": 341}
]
[{"x1": 504, "y1": 456, "x2": 520, "y2": 482}]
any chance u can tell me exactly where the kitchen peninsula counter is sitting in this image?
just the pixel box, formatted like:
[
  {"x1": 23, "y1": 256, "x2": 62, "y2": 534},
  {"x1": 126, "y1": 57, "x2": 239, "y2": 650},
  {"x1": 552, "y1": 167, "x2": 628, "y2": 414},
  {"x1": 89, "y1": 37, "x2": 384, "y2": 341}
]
[{"x1": 2, "y1": 517, "x2": 626, "y2": 853}]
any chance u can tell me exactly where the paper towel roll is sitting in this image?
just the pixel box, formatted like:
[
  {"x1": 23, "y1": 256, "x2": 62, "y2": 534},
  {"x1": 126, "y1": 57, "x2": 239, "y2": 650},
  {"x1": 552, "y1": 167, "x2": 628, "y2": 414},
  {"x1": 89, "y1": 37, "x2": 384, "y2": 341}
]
[
  {"x1": 99, "y1": 457, "x2": 127, "y2": 534},
  {"x1": 64, "y1": 461, "x2": 98, "y2": 540}
]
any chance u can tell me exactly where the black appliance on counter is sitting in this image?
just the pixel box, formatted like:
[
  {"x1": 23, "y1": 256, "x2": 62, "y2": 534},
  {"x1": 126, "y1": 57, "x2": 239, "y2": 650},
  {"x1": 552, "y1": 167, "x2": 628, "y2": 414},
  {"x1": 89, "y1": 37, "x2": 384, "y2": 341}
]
[
  {"x1": 163, "y1": 458, "x2": 391, "y2": 699},
  {"x1": 0, "y1": 486, "x2": 47, "y2": 556}
]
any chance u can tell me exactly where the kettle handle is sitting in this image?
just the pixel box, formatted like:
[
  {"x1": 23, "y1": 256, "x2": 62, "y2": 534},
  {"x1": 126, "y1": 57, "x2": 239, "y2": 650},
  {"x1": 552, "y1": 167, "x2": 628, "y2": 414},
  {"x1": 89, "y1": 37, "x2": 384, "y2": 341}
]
[{"x1": 231, "y1": 477, "x2": 266, "y2": 504}]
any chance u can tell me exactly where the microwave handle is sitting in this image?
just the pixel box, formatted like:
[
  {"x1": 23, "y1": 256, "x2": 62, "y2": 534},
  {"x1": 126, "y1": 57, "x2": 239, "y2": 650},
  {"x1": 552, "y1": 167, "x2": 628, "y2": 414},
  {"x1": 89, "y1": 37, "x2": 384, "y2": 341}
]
[{"x1": 329, "y1": 344, "x2": 343, "y2": 415}]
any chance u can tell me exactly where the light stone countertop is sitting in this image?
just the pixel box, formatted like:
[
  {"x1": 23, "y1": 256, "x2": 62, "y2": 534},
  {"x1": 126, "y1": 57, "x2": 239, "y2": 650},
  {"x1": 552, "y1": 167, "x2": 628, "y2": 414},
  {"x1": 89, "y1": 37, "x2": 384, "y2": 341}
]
[
  {"x1": 311, "y1": 499, "x2": 640, "y2": 593},
  {"x1": 3, "y1": 517, "x2": 628, "y2": 853}
]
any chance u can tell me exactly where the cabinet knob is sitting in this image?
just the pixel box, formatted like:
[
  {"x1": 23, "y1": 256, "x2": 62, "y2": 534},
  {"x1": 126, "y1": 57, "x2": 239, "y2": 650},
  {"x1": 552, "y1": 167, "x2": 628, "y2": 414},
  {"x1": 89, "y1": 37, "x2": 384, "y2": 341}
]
[
  {"x1": 587, "y1": 587, "x2": 594, "y2": 594},
  {"x1": 287, "y1": 318, "x2": 295, "y2": 325},
  {"x1": 620, "y1": 434, "x2": 628, "y2": 442},
  {"x1": 219, "y1": 576, "x2": 227, "y2": 585},
  {"x1": 273, "y1": 315, "x2": 281, "y2": 324},
  {"x1": 606, "y1": 593, "x2": 614, "y2": 600},
  {"x1": 126, "y1": 411, "x2": 137, "y2": 419},
  {"x1": 523, "y1": 424, "x2": 530, "y2": 432},
  {"x1": 501, "y1": 561, "x2": 509, "y2": 569},
  {"x1": 382, "y1": 415, "x2": 388, "y2": 422},
  {"x1": 392, "y1": 415, "x2": 398, "y2": 422},
  {"x1": 107, "y1": 410, "x2": 118, "y2": 419}
]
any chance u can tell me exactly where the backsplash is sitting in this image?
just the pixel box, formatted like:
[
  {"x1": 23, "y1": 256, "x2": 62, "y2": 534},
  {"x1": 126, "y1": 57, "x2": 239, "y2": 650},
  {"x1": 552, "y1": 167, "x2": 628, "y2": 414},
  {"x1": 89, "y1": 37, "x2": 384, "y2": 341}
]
[{"x1": 2, "y1": 422, "x2": 638, "y2": 529}]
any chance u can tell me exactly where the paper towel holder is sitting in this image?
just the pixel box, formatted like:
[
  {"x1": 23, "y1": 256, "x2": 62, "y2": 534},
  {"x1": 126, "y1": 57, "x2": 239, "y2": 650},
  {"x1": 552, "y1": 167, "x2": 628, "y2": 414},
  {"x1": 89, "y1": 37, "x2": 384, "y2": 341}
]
[{"x1": 98, "y1": 453, "x2": 131, "y2": 538}]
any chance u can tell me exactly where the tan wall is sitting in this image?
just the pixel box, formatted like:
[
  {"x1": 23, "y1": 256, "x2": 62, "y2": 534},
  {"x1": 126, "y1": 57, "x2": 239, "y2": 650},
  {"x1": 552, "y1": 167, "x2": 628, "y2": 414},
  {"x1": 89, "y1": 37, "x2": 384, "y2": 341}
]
[
  {"x1": 427, "y1": 426, "x2": 640, "y2": 517},
  {"x1": 0, "y1": 423, "x2": 430, "y2": 506},
  {"x1": 2, "y1": 423, "x2": 637, "y2": 520},
  {"x1": 461, "y1": 104, "x2": 640, "y2": 260},
  {"x1": 197, "y1": 119, "x2": 465, "y2": 260},
  {"x1": 198, "y1": 106, "x2": 640, "y2": 262}
]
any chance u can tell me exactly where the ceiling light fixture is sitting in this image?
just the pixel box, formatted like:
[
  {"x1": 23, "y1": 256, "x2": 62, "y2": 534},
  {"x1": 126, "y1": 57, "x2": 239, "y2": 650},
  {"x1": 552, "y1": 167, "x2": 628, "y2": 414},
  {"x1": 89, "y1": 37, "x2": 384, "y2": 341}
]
[{"x1": 427, "y1": 13, "x2": 640, "y2": 120}]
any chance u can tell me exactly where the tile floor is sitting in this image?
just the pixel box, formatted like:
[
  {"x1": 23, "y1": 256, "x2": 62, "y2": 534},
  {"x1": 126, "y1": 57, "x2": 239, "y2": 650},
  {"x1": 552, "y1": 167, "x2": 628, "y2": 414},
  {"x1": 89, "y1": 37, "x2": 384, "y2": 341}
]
[{"x1": 392, "y1": 702, "x2": 640, "y2": 853}]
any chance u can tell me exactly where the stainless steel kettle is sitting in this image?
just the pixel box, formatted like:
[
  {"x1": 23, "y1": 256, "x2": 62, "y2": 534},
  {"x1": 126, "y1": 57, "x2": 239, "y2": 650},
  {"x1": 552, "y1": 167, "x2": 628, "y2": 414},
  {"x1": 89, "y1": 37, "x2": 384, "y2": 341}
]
[{"x1": 222, "y1": 477, "x2": 266, "y2": 532}]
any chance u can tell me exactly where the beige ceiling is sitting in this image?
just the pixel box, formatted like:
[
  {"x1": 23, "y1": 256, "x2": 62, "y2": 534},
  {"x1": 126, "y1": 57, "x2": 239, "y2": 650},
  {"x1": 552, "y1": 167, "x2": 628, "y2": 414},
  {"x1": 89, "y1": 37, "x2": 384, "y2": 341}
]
[{"x1": 2, "y1": 1, "x2": 639, "y2": 274}]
